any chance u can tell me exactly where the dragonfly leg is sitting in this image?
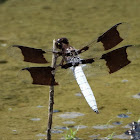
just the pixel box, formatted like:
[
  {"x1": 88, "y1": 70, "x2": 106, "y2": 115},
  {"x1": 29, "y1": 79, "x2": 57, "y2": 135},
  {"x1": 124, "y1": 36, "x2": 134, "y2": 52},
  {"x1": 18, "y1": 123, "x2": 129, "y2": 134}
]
[{"x1": 81, "y1": 58, "x2": 95, "y2": 64}]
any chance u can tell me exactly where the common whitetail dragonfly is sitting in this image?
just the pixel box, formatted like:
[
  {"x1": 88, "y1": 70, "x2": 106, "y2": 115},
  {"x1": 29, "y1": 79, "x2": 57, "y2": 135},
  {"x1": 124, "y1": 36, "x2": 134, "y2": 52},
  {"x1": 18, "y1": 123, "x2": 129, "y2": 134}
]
[{"x1": 10, "y1": 22, "x2": 136, "y2": 113}]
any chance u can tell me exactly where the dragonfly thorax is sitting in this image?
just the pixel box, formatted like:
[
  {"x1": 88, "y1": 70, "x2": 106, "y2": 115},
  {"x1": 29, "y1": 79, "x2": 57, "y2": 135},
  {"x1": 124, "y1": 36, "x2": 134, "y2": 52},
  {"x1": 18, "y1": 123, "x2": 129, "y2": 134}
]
[{"x1": 65, "y1": 47, "x2": 82, "y2": 67}]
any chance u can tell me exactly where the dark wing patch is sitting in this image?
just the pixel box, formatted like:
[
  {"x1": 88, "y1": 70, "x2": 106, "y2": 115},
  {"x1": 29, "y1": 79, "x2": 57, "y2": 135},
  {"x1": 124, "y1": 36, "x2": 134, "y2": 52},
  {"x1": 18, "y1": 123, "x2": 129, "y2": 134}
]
[
  {"x1": 97, "y1": 23, "x2": 123, "y2": 50},
  {"x1": 22, "y1": 67, "x2": 58, "y2": 85},
  {"x1": 12, "y1": 45, "x2": 48, "y2": 63},
  {"x1": 101, "y1": 45, "x2": 132, "y2": 73},
  {"x1": 79, "y1": 22, "x2": 129, "y2": 59}
]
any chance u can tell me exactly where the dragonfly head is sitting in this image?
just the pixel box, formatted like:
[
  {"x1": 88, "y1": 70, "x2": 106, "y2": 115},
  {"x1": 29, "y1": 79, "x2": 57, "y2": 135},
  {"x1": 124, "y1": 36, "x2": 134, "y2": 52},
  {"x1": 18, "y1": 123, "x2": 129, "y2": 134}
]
[{"x1": 55, "y1": 37, "x2": 69, "y2": 49}]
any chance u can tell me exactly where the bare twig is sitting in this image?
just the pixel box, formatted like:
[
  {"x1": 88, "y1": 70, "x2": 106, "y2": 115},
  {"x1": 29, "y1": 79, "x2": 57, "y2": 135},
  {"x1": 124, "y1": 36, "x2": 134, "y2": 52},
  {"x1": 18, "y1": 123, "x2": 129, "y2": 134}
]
[{"x1": 47, "y1": 39, "x2": 57, "y2": 140}]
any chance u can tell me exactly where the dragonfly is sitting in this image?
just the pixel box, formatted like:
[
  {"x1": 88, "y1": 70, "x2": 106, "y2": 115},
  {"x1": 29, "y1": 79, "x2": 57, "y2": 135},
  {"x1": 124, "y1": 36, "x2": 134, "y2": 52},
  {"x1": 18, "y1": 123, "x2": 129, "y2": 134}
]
[{"x1": 10, "y1": 22, "x2": 137, "y2": 114}]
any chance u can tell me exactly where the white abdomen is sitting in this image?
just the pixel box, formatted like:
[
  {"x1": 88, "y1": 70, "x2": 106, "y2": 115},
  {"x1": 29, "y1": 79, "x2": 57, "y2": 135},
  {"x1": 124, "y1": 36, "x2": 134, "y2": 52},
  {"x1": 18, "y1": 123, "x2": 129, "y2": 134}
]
[{"x1": 72, "y1": 66, "x2": 99, "y2": 113}]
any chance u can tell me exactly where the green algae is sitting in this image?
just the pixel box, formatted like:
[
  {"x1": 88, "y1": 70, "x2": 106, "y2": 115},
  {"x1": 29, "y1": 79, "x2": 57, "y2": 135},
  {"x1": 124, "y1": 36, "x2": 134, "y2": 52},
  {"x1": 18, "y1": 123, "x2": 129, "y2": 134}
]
[{"x1": 0, "y1": 0, "x2": 140, "y2": 139}]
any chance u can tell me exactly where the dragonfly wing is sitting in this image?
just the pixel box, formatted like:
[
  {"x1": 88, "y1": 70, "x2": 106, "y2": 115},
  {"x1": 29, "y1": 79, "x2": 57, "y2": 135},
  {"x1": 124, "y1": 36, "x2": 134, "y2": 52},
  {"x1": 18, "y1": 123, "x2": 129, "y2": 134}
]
[
  {"x1": 101, "y1": 45, "x2": 132, "y2": 73},
  {"x1": 79, "y1": 22, "x2": 130, "y2": 58},
  {"x1": 96, "y1": 22, "x2": 126, "y2": 50},
  {"x1": 21, "y1": 67, "x2": 58, "y2": 86},
  {"x1": 83, "y1": 45, "x2": 140, "y2": 77},
  {"x1": 11, "y1": 45, "x2": 48, "y2": 63}
]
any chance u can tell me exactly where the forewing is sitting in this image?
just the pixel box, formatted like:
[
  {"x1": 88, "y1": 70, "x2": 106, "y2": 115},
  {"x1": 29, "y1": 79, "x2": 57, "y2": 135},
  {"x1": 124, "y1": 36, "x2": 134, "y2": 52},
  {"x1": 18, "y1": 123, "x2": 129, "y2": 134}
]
[
  {"x1": 79, "y1": 22, "x2": 130, "y2": 59},
  {"x1": 96, "y1": 22, "x2": 126, "y2": 50},
  {"x1": 10, "y1": 45, "x2": 49, "y2": 63},
  {"x1": 20, "y1": 67, "x2": 58, "y2": 86}
]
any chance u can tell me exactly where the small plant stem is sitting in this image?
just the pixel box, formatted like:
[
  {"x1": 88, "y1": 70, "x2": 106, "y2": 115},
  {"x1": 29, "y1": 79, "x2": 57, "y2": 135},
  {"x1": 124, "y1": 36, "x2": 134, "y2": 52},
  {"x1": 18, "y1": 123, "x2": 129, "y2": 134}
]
[{"x1": 47, "y1": 39, "x2": 57, "y2": 140}]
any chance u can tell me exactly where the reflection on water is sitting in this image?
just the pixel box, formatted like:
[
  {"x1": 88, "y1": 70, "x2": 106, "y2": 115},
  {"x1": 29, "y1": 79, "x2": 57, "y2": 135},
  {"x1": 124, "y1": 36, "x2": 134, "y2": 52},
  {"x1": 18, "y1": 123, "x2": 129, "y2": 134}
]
[
  {"x1": 121, "y1": 79, "x2": 128, "y2": 83},
  {"x1": 36, "y1": 105, "x2": 45, "y2": 108},
  {"x1": 74, "y1": 125, "x2": 87, "y2": 129},
  {"x1": 53, "y1": 126, "x2": 67, "y2": 130},
  {"x1": 53, "y1": 109, "x2": 61, "y2": 113},
  {"x1": 89, "y1": 134, "x2": 100, "y2": 139},
  {"x1": 1, "y1": 43, "x2": 7, "y2": 47},
  {"x1": 132, "y1": 93, "x2": 140, "y2": 99},
  {"x1": 30, "y1": 118, "x2": 41, "y2": 121},
  {"x1": 122, "y1": 124, "x2": 132, "y2": 129},
  {"x1": 112, "y1": 121, "x2": 122, "y2": 125},
  {"x1": 113, "y1": 133, "x2": 130, "y2": 139},
  {"x1": 63, "y1": 121, "x2": 75, "y2": 124},
  {"x1": 92, "y1": 124, "x2": 115, "y2": 129},
  {"x1": 36, "y1": 133, "x2": 46, "y2": 137},
  {"x1": 8, "y1": 108, "x2": 12, "y2": 111},
  {"x1": 58, "y1": 112, "x2": 84, "y2": 119},
  {"x1": 117, "y1": 114, "x2": 130, "y2": 118},
  {"x1": 75, "y1": 93, "x2": 82, "y2": 97},
  {"x1": 51, "y1": 129, "x2": 63, "y2": 134}
]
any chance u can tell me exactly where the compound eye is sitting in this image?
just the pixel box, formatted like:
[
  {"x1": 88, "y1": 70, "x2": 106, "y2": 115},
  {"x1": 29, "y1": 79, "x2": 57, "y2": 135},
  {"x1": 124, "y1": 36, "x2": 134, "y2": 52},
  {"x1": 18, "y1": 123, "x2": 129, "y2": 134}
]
[{"x1": 55, "y1": 42, "x2": 62, "y2": 49}]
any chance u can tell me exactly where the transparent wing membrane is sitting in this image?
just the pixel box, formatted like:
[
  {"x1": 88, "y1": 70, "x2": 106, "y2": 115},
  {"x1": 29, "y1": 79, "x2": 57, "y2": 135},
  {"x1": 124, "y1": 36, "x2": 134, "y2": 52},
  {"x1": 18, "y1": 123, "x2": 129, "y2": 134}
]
[
  {"x1": 8, "y1": 45, "x2": 24, "y2": 61},
  {"x1": 127, "y1": 45, "x2": 140, "y2": 61},
  {"x1": 18, "y1": 69, "x2": 33, "y2": 84},
  {"x1": 117, "y1": 22, "x2": 130, "y2": 39},
  {"x1": 83, "y1": 60, "x2": 109, "y2": 77}
]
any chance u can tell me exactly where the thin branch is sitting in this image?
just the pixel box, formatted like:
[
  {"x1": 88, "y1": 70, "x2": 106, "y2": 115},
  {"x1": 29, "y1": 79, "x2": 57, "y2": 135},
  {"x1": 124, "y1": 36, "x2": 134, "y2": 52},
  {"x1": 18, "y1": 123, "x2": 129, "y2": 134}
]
[{"x1": 47, "y1": 39, "x2": 57, "y2": 140}]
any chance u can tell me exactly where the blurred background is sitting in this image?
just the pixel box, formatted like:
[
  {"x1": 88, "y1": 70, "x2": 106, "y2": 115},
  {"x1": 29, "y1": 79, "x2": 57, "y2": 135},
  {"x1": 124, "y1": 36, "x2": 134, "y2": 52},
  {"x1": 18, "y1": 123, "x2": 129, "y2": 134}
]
[{"x1": 0, "y1": 0, "x2": 140, "y2": 139}]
